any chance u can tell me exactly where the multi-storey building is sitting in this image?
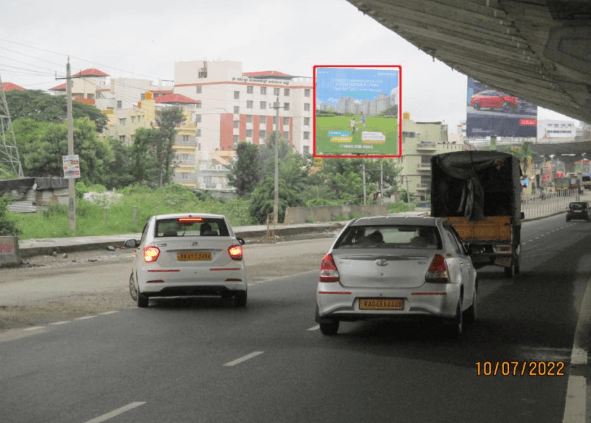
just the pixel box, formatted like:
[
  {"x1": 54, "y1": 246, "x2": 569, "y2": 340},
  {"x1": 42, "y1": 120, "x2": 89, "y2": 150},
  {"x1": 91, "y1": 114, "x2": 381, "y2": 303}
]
[
  {"x1": 173, "y1": 60, "x2": 314, "y2": 155},
  {"x1": 101, "y1": 94, "x2": 199, "y2": 188},
  {"x1": 196, "y1": 150, "x2": 235, "y2": 192},
  {"x1": 538, "y1": 119, "x2": 577, "y2": 140},
  {"x1": 395, "y1": 115, "x2": 468, "y2": 201}
]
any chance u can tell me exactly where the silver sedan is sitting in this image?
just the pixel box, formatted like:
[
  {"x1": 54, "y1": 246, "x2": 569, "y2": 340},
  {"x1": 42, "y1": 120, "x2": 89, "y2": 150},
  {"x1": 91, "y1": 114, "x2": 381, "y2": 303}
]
[{"x1": 315, "y1": 216, "x2": 478, "y2": 336}]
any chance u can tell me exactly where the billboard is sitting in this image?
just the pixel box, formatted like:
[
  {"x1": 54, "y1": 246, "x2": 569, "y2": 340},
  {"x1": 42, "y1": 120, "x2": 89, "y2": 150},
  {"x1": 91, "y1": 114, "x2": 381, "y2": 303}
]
[
  {"x1": 466, "y1": 78, "x2": 537, "y2": 138},
  {"x1": 314, "y1": 65, "x2": 401, "y2": 158}
]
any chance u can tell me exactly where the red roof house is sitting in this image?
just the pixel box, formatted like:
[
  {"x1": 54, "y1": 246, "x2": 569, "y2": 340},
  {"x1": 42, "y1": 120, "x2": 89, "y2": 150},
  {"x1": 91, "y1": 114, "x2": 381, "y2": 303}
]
[
  {"x1": 72, "y1": 68, "x2": 110, "y2": 78},
  {"x1": 1, "y1": 82, "x2": 26, "y2": 92}
]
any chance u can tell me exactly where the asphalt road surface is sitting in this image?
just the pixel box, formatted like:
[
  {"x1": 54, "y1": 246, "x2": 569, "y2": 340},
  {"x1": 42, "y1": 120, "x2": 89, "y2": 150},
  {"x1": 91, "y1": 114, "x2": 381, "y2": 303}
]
[{"x1": 2, "y1": 214, "x2": 591, "y2": 423}]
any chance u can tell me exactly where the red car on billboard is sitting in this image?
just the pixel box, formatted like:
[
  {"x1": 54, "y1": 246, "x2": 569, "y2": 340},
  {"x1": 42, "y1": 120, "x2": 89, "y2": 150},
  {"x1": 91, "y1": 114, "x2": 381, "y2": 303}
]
[{"x1": 470, "y1": 90, "x2": 519, "y2": 112}]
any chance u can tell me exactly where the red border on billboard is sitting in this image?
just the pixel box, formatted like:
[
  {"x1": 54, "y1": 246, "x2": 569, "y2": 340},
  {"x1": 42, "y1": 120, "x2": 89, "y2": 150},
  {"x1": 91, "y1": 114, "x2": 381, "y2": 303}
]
[{"x1": 312, "y1": 65, "x2": 402, "y2": 159}]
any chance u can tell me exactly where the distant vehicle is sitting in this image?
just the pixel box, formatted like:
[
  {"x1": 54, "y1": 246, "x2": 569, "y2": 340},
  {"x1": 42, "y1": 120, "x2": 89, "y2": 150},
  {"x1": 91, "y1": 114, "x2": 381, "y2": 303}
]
[
  {"x1": 431, "y1": 151, "x2": 523, "y2": 278},
  {"x1": 566, "y1": 202, "x2": 590, "y2": 222},
  {"x1": 315, "y1": 216, "x2": 478, "y2": 337},
  {"x1": 470, "y1": 90, "x2": 519, "y2": 112},
  {"x1": 124, "y1": 213, "x2": 247, "y2": 308},
  {"x1": 582, "y1": 174, "x2": 591, "y2": 190}
]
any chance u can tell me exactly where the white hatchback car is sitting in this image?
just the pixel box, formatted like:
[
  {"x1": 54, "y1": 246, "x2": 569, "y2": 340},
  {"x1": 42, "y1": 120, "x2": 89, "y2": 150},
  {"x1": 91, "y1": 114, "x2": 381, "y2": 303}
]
[
  {"x1": 316, "y1": 216, "x2": 478, "y2": 336},
  {"x1": 125, "y1": 213, "x2": 247, "y2": 307}
]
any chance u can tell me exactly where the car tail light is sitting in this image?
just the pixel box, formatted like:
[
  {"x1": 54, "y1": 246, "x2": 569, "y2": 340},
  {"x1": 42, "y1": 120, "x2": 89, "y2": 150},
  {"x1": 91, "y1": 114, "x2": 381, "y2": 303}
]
[
  {"x1": 178, "y1": 216, "x2": 204, "y2": 223},
  {"x1": 143, "y1": 246, "x2": 160, "y2": 263},
  {"x1": 425, "y1": 254, "x2": 449, "y2": 283},
  {"x1": 228, "y1": 245, "x2": 243, "y2": 260},
  {"x1": 320, "y1": 254, "x2": 340, "y2": 282}
]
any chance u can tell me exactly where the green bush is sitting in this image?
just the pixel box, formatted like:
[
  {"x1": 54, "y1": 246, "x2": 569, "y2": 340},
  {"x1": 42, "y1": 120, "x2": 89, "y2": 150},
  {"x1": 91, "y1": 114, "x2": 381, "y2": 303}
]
[{"x1": 0, "y1": 195, "x2": 22, "y2": 236}]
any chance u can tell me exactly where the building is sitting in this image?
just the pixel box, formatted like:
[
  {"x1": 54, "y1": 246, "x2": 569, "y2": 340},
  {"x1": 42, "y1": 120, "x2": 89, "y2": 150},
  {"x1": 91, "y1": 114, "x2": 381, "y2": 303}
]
[
  {"x1": 173, "y1": 60, "x2": 314, "y2": 155},
  {"x1": 49, "y1": 69, "x2": 110, "y2": 103},
  {"x1": 394, "y1": 115, "x2": 468, "y2": 201},
  {"x1": 196, "y1": 150, "x2": 235, "y2": 192},
  {"x1": 102, "y1": 93, "x2": 199, "y2": 188}
]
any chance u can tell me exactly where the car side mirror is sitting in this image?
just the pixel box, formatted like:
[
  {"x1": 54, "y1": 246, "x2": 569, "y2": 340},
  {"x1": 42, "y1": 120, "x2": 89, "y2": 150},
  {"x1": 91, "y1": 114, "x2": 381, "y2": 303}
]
[
  {"x1": 124, "y1": 239, "x2": 139, "y2": 248},
  {"x1": 237, "y1": 237, "x2": 245, "y2": 245}
]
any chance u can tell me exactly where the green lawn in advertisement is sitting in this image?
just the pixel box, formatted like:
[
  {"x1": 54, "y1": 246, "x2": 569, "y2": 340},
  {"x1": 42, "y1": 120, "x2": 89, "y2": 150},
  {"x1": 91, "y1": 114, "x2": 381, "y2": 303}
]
[{"x1": 315, "y1": 115, "x2": 398, "y2": 156}]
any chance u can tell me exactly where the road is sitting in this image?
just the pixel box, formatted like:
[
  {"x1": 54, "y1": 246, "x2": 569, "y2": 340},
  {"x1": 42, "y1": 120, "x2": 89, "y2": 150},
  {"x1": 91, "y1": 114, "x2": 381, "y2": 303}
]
[{"x1": 2, "y1": 214, "x2": 591, "y2": 422}]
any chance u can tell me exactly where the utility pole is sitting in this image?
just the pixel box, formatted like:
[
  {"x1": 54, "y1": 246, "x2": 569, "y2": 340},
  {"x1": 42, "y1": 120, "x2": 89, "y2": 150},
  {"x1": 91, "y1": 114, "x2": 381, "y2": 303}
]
[
  {"x1": 380, "y1": 161, "x2": 384, "y2": 205},
  {"x1": 66, "y1": 59, "x2": 76, "y2": 231},
  {"x1": 362, "y1": 162, "x2": 366, "y2": 205},
  {"x1": 270, "y1": 95, "x2": 285, "y2": 225}
]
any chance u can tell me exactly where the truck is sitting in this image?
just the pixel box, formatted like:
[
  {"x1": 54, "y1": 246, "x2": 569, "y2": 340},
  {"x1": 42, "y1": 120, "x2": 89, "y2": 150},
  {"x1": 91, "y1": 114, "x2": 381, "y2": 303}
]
[{"x1": 431, "y1": 151, "x2": 523, "y2": 278}]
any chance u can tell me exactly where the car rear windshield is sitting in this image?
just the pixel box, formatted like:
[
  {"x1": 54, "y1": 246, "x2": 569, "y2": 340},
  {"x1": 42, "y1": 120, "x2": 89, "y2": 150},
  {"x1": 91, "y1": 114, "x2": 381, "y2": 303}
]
[
  {"x1": 334, "y1": 225, "x2": 442, "y2": 249},
  {"x1": 155, "y1": 218, "x2": 230, "y2": 237},
  {"x1": 569, "y1": 203, "x2": 587, "y2": 210},
  {"x1": 583, "y1": 176, "x2": 591, "y2": 182}
]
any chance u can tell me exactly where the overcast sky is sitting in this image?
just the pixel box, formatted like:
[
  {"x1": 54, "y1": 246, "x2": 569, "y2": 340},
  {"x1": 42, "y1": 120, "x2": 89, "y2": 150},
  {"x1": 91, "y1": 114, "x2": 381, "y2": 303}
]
[{"x1": 2, "y1": 0, "x2": 574, "y2": 132}]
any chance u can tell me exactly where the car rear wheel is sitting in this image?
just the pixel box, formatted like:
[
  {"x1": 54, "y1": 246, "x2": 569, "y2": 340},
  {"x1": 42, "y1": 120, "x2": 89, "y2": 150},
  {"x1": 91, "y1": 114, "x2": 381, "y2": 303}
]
[
  {"x1": 130, "y1": 275, "x2": 149, "y2": 308},
  {"x1": 450, "y1": 302, "x2": 463, "y2": 338},
  {"x1": 464, "y1": 285, "x2": 477, "y2": 325},
  {"x1": 232, "y1": 291, "x2": 247, "y2": 307},
  {"x1": 320, "y1": 319, "x2": 340, "y2": 336},
  {"x1": 504, "y1": 263, "x2": 515, "y2": 278},
  {"x1": 129, "y1": 273, "x2": 138, "y2": 301}
]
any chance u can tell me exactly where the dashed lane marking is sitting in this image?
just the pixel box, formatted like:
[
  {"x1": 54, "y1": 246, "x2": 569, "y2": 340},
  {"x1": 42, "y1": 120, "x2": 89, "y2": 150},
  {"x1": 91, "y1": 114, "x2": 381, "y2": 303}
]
[
  {"x1": 82, "y1": 402, "x2": 145, "y2": 423},
  {"x1": 99, "y1": 311, "x2": 118, "y2": 315},
  {"x1": 50, "y1": 321, "x2": 69, "y2": 325},
  {"x1": 23, "y1": 326, "x2": 44, "y2": 331},
  {"x1": 307, "y1": 325, "x2": 320, "y2": 331},
  {"x1": 224, "y1": 351, "x2": 264, "y2": 367}
]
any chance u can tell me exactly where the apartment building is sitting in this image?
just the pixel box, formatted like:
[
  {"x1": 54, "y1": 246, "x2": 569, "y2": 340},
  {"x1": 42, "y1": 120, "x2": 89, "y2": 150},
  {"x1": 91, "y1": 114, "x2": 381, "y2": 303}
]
[
  {"x1": 196, "y1": 150, "x2": 235, "y2": 192},
  {"x1": 395, "y1": 116, "x2": 468, "y2": 201},
  {"x1": 101, "y1": 94, "x2": 199, "y2": 188},
  {"x1": 173, "y1": 60, "x2": 314, "y2": 155}
]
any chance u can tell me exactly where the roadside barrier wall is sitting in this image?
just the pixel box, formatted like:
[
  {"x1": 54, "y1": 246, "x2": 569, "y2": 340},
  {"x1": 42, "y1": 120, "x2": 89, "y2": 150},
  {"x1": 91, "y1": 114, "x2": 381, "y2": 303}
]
[{"x1": 284, "y1": 205, "x2": 387, "y2": 224}]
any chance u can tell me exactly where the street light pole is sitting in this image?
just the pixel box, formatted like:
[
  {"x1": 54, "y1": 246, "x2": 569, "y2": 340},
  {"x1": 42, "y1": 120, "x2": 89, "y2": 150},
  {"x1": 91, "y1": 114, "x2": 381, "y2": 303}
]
[{"x1": 271, "y1": 95, "x2": 285, "y2": 225}]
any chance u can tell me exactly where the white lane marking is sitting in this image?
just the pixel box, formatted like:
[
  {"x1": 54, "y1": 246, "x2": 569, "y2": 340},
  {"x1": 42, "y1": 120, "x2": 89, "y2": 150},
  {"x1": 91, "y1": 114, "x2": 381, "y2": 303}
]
[
  {"x1": 562, "y1": 376, "x2": 586, "y2": 423},
  {"x1": 23, "y1": 326, "x2": 44, "y2": 331},
  {"x1": 75, "y1": 316, "x2": 96, "y2": 321},
  {"x1": 50, "y1": 321, "x2": 70, "y2": 325},
  {"x1": 100, "y1": 311, "x2": 118, "y2": 315},
  {"x1": 83, "y1": 402, "x2": 145, "y2": 423},
  {"x1": 307, "y1": 325, "x2": 320, "y2": 331},
  {"x1": 224, "y1": 351, "x2": 264, "y2": 367}
]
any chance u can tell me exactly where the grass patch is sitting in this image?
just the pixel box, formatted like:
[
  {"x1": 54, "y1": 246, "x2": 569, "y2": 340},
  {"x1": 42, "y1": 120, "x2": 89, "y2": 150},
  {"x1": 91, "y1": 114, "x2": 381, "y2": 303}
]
[
  {"x1": 387, "y1": 202, "x2": 417, "y2": 214},
  {"x1": 11, "y1": 184, "x2": 256, "y2": 239}
]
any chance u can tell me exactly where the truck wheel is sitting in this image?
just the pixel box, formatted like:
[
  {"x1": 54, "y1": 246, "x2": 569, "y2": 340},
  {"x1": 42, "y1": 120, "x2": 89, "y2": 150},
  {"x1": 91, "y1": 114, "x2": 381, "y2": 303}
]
[{"x1": 504, "y1": 264, "x2": 515, "y2": 278}]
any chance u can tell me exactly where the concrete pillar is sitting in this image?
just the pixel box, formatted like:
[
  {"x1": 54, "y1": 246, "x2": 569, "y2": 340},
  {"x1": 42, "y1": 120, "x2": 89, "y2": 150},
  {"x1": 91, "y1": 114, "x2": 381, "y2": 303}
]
[{"x1": 0, "y1": 236, "x2": 21, "y2": 268}]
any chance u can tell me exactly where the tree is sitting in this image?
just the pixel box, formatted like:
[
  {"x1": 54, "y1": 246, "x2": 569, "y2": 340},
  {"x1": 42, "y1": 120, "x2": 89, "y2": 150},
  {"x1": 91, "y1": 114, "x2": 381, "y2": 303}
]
[
  {"x1": 5, "y1": 90, "x2": 108, "y2": 132},
  {"x1": 156, "y1": 106, "x2": 185, "y2": 186},
  {"x1": 11, "y1": 117, "x2": 111, "y2": 185},
  {"x1": 103, "y1": 137, "x2": 135, "y2": 189},
  {"x1": 130, "y1": 128, "x2": 161, "y2": 186},
  {"x1": 227, "y1": 142, "x2": 262, "y2": 196},
  {"x1": 248, "y1": 176, "x2": 303, "y2": 224}
]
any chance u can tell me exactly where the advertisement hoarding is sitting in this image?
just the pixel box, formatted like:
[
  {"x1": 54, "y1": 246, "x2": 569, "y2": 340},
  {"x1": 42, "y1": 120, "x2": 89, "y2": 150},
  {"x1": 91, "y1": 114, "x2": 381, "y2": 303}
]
[
  {"x1": 314, "y1": 65, "x2": 401, "y2": 158},
  {"x1": 62, "y1": 155, "x2": 81, "y2": 179},
  {"x1": 466, "y1": 78, "x2": 537, "y2": 138}
]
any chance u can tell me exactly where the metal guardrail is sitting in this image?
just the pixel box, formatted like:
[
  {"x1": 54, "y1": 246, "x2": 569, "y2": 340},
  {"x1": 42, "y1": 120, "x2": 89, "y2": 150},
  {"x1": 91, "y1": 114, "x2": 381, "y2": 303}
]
[{"x1": 521, "y1": 190, "x2": 580, "y2": 220}]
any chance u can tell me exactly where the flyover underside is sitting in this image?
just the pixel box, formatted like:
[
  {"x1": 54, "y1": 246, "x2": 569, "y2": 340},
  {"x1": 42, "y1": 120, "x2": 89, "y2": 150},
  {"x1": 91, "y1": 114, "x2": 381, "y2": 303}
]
[{"x1": 346, "y1": 0, "x2": 591, "y2": 124}]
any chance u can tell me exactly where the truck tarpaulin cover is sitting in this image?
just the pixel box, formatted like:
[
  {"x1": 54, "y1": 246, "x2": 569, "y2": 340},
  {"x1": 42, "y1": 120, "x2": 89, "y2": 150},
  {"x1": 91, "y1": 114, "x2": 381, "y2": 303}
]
[
  {"x1": 431, "y1": 151, "x2": 521, "y2": 221},
  {"x1": 0, "y1": 177, "x2": 68, "y2": 197}
]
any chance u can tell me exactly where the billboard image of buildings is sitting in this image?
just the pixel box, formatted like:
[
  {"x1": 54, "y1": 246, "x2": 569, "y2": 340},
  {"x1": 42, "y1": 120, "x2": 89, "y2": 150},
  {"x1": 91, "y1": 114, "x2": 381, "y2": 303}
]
[
  {"x1": 467, "y1": 78, "x2": 537, "y2": 138},
  {"x1": 314, "y1": 66, "x2": 401, "y2": 157}
]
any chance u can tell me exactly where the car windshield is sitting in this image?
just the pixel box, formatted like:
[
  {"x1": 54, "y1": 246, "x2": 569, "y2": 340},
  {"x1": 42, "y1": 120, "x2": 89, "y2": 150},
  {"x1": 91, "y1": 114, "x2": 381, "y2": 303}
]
[
  {"x1": 569, "y1": 203, "x2": 586, "y2": 210},
  {"x1": 335, "y1": 225, "x2": 442, "y2": 249},
  {"x1": 155, "y1": 218, "x2": 229, "y2": 237}
]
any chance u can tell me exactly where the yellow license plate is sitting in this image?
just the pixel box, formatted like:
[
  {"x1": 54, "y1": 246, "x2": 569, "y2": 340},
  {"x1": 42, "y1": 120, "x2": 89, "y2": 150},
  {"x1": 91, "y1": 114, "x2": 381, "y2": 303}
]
[
  {"x1": 359, "y1": 298, "x2": 404, "y2": 310},
  {"x1": 177, "y1": 252, "x2": 212, "y2": 261}
]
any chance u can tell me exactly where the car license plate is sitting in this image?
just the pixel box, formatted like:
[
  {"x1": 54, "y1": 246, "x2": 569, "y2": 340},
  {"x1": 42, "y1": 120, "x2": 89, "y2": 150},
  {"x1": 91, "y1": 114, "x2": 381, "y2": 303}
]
[
  {"x1": 574, "y1": 210, "x2": 582, "y2": 213},
  {"x1": 494, "y1": 257, "x2": 512, "y2": 266},
  {"x1": 359, "y1": 298, "x2": 404, "y2": 310},
  {"x1": 177, "y1": 252, "x2": 212, "y2": 261}
]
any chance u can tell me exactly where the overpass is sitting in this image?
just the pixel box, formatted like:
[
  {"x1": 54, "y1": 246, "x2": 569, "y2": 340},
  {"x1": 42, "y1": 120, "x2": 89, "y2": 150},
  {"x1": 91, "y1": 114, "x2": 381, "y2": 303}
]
[{"x1": 345, "y1": 0, "x2": 591, "y2": 124}]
